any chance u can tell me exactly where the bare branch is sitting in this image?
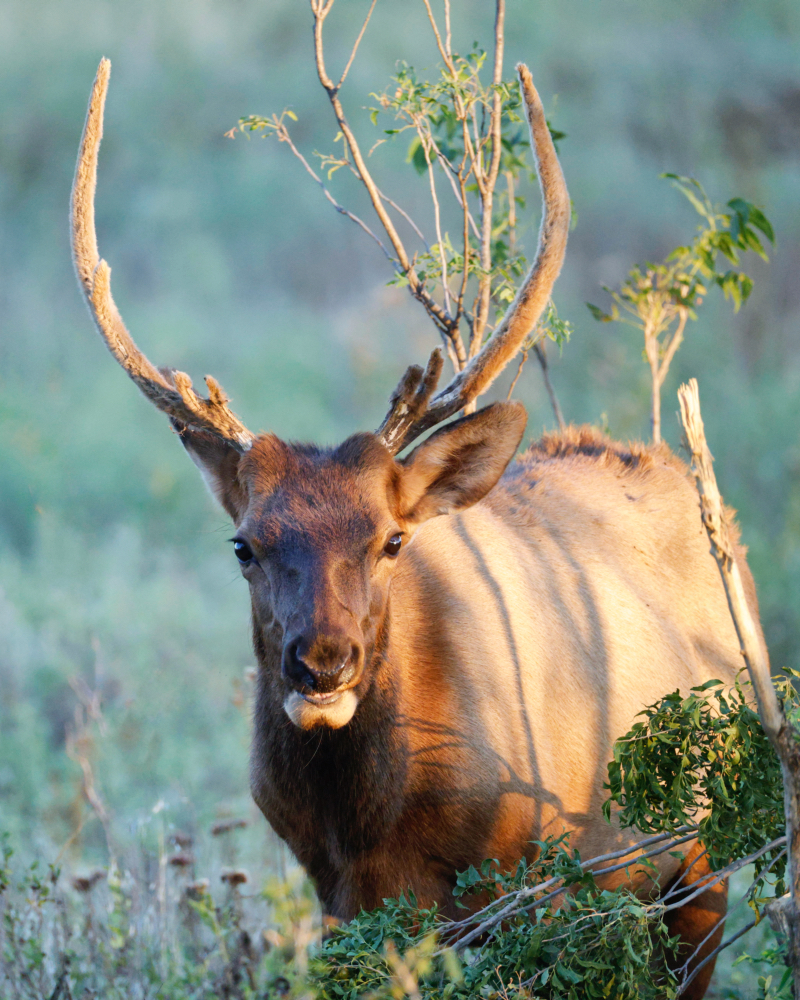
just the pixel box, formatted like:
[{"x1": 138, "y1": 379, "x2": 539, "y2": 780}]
[
  {"x1": 424, "y1": 138, "x2": 453, "y2": 320},
  {"x1": 648, "y1": 307, "x2": 687, "y2": 443},
  {"x1": 659, "y1": 308, "x2": 688, "y2": 383},
  {"x1": 336, "y1": 0, "x2": 378, "y2": 91},
  {"x1": 442, "y1": 830, "x2": 702, "y2": 952},
  {"x1": 679, "y1": 919, "x2": 757, "y2": 996},
  {"x1": 679, "y1": 378, "x2": 800, "y2": 986},
  {"x1": 534, "y1": 340, "x2": 566, "y2": 431},
  {"x1": 454, "y1": 168, "x2": 473, "y2": 332},
  {"x1": 427, "y1": 133, "x2": 480, "y2": 238},
  {"x1": 421, "y1": 0, "x2": 454, "y2": 72},
  {"x1": 645, "y1": 320, "x2": 661, "y2": 443},
  {"x1": 71, "y1": 59, "x2": 255, "y2": 451},
  {"x1": 379, "y1": 191, "x2": 429, "y2": 249},
  {"x1": 422, "y1": 134, "x2": 468, "y2": 369},
  {"x1": 678, "y1": 379, "x2": 782, "y2": 739},
  {"x1": 675, "y1": 847, "x2": 787, "y2": 995},
  {"x1": 275, "y1": 119, "x2": 393, "y2": 262},
  {"x1": 378, "y1": 64, "x2": 570, "y2": 454},
  {"x1": 311, "y1": 1, "x2": 454, "y2": 335},
  {"x1": 469, "y1": 0, "x2": 506, "y2": 360},
  {"x1": 506, "y1": 349, "x2": 528, "y2": 400}
]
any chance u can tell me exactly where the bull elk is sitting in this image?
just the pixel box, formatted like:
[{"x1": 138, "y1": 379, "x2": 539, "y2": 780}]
[{"x1": 71, "y1": 58, "x2": 765, "y2": 998}]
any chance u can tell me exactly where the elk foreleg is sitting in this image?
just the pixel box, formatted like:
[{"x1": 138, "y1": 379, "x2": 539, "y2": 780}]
[{"x1": 662, "y1": 840, "x2": 728, "y2": 1000}]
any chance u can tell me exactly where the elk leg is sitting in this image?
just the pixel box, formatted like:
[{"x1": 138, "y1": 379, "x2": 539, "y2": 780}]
[{"x1": 661, "y1": 841, "x2": 728, "y2": 1000}]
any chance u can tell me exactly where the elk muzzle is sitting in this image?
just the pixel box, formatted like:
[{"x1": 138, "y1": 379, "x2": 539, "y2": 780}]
[{"x1": 281, "y1": 632, "x2": 363, "y2": 730}]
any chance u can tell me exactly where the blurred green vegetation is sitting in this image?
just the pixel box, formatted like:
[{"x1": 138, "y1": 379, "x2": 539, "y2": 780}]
[{"x1": 1, "y1": 0, "x2": 799, "y2": 993}]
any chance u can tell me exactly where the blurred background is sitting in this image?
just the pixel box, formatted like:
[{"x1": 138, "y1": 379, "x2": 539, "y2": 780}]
[{"x1": 0, "y1": 0, "x2": 798, "y2": 988}]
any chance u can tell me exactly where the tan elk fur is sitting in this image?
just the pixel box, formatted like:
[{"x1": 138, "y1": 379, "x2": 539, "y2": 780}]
[{"x1": 244, "y1": 423, "x2": 758, "y2": 920}]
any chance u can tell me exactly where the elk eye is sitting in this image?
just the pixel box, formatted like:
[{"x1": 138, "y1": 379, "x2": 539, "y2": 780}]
[
  {"x1": 383, "y1": 534, "x2": 402, "y2": 557},
  {"x1": 233, "y1": 540, "x2": 254, "y2": 563}
]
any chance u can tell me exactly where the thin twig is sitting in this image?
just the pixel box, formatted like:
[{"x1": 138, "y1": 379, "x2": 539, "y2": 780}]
[
  {"x1": 534, "y1": 340, "x2": 566, "y2": 430},
  {"x1": 675, "y1": 847, "x2": 787, "y2": 992},
  {"x1": 336, "y1": 0, "x2": 378, "y2": 91},
  {"x1": 454, "y1": 166, "x2": 472, "y2": 332},
  {"x1": 421, "y1": 0, "x2": 454, "y2": 72},
  {"x1": 442, "y1": 830, "x2": 701, "y2": 951},
  {"x1": 659, "y1": 848, "x2": 709, "y2": 904},
  {"x1": 424, "y1": 137, "x2": 454, "y2": 321},
  {"x1": 444, "y1": 827, "x2": 698, "y2": 935},
  {"x1": 342, "y1": 161, "x2": 432, "y2": 250},
  {"x1": 274, "y1": 121, "x2": 392, "y2": 262},
  {"x1": 659, "y1": 308, "x2": 688, "y2": 383},
  {"x1": 507, "y1": 350, "x2": 528, "y2": 399},
  {"x1": 379, "y1": 192, "x2": 429, "y2": 249},
  {"x1": 428, "y1": 136, "x2": 480, "y2": 238},
  {"x1": 470, "y1": 0, "x2": 506, "y2": 361},
  {"x1": 658, "y1": 837, "x2": 787, "y2": 916},
  {"x1": 679, "y1": 919, "x2": 758, "y2": 995}
]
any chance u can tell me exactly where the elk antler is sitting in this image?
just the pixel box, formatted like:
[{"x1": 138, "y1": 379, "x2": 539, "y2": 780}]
[
  {"x1": 71, "y1": 59, "x2": 255, "y2": 452},
  {"x1": 377, "y1": 64, "x2": 570, "y2": 455}
]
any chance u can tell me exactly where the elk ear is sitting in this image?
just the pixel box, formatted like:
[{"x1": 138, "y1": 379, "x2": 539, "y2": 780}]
[
  {"x1": 174, "y1": 424, "x2": 249, "y2": 525},
  {"x1": 397, "y1": 401, "x2": 527, "y2": 523}
]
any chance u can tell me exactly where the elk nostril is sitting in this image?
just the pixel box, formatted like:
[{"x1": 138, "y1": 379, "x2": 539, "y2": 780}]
[
  {"x1": 283, "y1": 640, "x2": 318, "y2": 691},
  {"x1": 337, "y1": 645, "x2": 361, "y2": 686},
  {"x1": 283, "y1": 638, "x2": 364, "y2": 694}
]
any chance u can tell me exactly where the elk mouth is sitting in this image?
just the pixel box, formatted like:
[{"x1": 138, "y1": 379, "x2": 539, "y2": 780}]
[
  {"x1": 283, "y1": 688, "x2": 360, "y2": 730},
  {"x1": 300, "y1": 690, "x2": 344, "y2": 706}
]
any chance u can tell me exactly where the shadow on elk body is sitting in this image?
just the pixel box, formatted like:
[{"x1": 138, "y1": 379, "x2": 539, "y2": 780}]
[{"x1": 70, "y1": 57, "x2": 768, "y2": 1000}]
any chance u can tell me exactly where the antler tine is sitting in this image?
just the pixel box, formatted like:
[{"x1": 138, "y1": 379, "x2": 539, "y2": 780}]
[
  {"x1": 376, "y1": 348, "x2": 444, "y2": 454},
  {"x1": 377, "y1": 64, "x2": 570, "y2": 456},
  {"x1": 71, "y1": 59, "x2": 255, "y2": 452}
]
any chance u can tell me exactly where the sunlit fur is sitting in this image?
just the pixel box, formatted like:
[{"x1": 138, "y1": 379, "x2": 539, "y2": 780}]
[{"x1": 179, "y1": 415, "x2": 763, "y2": 1000}]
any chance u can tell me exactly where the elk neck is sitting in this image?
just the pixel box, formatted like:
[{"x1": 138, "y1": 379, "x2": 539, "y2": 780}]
[{"x1": 249, "y1": 581, "x2": 410, "y2": 861}]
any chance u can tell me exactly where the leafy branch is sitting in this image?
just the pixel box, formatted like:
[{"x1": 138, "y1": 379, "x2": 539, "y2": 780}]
[
  {"x1": 230, "y1": 0, "x2": 571, "y2": 422},
  {"x1": 588, "y1": 175, "x2": 774, "y2": 443}
]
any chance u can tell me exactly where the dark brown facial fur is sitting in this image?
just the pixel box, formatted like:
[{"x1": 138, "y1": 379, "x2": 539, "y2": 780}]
[
  {"x1": 178, "y1": 403, "x2": 527, "y2": 735},
  {"x1": 236, "y1": 432, "x2": 405, "y2": 730}
]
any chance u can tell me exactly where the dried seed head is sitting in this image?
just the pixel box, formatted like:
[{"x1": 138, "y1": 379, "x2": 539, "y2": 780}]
[
  {"x1": 210, "y1": 818, "x2": 248, "y2": 836},
  {"x1": 185, "y1": 878, "x2": 210, "y2": 899},
  {"x1": 170, "y1": 830, "x2": 193, "y2": 849},
  {"x1": 168, "y1": 852, "x2": 195, "y2": 868},
  {"x1": 71, "y1": 870, "x2": 106, "y2": 893},
  {"x1": 220, "y1": 868, "x2": 248, "y2": 886}
]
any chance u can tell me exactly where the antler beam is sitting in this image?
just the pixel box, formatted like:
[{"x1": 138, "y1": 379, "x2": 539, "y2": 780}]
[
  {"x1": 377, "y1": 64, "x2": 570, "y2": 455},
  {"x1": 71, "y1": 59, "x2": 255, "y2": 452}
]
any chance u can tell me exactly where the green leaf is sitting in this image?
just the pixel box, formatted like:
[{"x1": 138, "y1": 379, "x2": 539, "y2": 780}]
[
  {"x1": 662, "y1": 173, "x2": 711, "y2": 220},
  {"x1": 406, "y1": 136, "x2": 429, "y2": 175},
  {"x1": 587, "y1": 303, "x2": 613, "y2": 322},
  {"x1": 748, "y1": 206, "x2": 775, "y2": 244}
]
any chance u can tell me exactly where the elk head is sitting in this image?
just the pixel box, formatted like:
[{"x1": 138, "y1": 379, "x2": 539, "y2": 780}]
[{"x1": 71, "y1": 59, "x2": 569, "y2": 730}]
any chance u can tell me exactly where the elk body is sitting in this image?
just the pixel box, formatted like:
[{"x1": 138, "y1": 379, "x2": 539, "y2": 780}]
[{"x1": 71, "y1": 59, "x2": 765, "y2": 999}]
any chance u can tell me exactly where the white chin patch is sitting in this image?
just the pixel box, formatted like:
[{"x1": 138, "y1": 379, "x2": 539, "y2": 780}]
[{"x1": 283, "y1": 690, "x2": 359, "y2": 730}]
